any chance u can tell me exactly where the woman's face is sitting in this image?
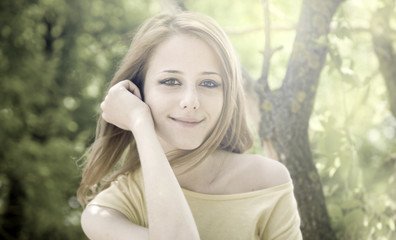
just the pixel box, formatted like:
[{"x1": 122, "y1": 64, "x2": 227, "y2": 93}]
[{"x1": 144, "y1": 34, "x2": 224, "y2": 152}]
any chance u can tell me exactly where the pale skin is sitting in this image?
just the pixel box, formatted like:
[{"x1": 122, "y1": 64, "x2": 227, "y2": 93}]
[{"x1": 81, "y1": 34, "x2": 291, "y2": 239}]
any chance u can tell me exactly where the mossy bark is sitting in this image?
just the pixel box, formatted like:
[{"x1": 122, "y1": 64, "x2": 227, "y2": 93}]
[{"x1": 255, "y1": 0, "x2": 345, "y2": 239}]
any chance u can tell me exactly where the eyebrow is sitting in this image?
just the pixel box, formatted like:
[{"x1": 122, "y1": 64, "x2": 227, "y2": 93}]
[
  {"x1": 202, "y1": 71, "x2": 221, "y2": 77},
  {"x1": 162, "y1": 70, "x2": 221, "y2": 77},
  {"x1": 162, "y1": 70, "x2": 182, "y2": 74}
]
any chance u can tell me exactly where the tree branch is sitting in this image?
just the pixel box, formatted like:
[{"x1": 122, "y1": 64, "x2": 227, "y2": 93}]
[
  {"x1": 371, "y1": 6, "x2": 396, "y2": 118},
  {"x1": 257, "y1": 0, "x2": 271, "y2": 92},
  {"x1": 225, "y1": 25, "x2": 396, "y2": 40},
  {"x1": 158, "y1": 0, "x2": 185, "y2": 14}
]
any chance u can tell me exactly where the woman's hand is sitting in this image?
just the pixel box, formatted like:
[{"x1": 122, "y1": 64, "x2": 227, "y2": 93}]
[{"x1": 100, "y1": 80, "x2": 153, "y2": 132}]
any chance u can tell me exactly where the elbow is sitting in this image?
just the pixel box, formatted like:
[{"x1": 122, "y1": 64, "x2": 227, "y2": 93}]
[
  {"x1": 81, "y1": 206, "x2": 94, "y2": 239},
  {"x1": 81, "y1": 205, "x2": 104, "y2": 240}
]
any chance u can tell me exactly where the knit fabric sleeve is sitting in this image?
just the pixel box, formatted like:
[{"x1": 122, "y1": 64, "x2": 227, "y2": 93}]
[
  {"x1": 258, "y1": 183, "x2": 302, "y2": 240},
  {"x1": 88, "y1": 169, "x2": 148, "y2": 228}
]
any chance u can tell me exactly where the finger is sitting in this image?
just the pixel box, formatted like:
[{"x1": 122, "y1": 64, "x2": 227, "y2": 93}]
[
  {"x1": 111, "y1": 80, "x2": 142, "y2": 100},
  {"x1": 109, "y1": 81, "x2": 128, "y2": 94},
  {"x1": 124, "y1": 80, "x2": 142, "y2": 100},
  {"x1": 116, "y1": 79, "x2": 134, "y2": 90}
]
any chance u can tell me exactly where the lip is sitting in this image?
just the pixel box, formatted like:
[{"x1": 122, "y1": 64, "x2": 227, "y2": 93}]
[{"x1": 170, "y1": 117, "x2": 204, "y2": 127}]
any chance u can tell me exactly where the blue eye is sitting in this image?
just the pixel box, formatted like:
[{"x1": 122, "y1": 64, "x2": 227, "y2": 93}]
[
  {"x1": 159, "y1": 78, "x2": 181, "y2": 86},
  {"x1": 200, "y1": 80, "x2": 220, "y2": 88}
]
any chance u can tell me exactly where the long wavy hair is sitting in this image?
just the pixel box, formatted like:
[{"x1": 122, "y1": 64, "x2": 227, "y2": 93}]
[{"x1": 77, "y1": 11, "x2": 253, "y2": 206}]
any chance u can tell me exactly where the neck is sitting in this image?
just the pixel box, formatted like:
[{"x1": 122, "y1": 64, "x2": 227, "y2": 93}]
[{"x1": 174, "y1": 150, "x2": 226, "y2": 192}]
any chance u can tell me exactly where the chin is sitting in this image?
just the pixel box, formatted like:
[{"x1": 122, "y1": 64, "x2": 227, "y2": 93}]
[
  {"x1": 171, "y1": 139, "x2": 204, "y2": 151},
  {"x1": 157, "y1": 132, "x2": 207, "y2": 152},
  {"x1": 176, "y1": 143, "x2": 201, "y2": 151}
]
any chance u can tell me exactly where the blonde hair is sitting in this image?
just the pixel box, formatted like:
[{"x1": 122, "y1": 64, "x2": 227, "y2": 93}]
[{"x1": 77, "y1": 11, "x2": 253, "y2": 205}]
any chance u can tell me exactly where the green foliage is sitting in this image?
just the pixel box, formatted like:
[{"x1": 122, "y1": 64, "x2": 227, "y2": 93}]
[
  {"x1": 310, "y1": 1, "x2": 396, "y2": 239},
  {"x1": 0, "y1": 0, "x2": 158, "y2": 238}
]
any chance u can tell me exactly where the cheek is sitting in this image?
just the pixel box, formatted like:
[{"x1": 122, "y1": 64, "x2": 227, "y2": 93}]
[
  {"x1": 210, "y1": 96, "x2": 224, "y2": 121},
  {"x1": 145, "y1": 97, "x2": 161, "y2": 116},
  {"x1": 217, "y1": 103, "x2": 224, "y2": 120},
  {"x1": 143, "y1": 91, "x2": 157, "y2": 111},
  {"x1": 144, "y1": 93, "x2": 170, "y2": 119}
]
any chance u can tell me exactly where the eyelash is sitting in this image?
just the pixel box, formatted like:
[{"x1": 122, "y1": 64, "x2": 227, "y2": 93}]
[
  {"x1": 159, "y1": 78, "x2": 221, "y2": 88},
  {"x1": 200, "y1": 80, "x2": 220, "y2": 88},
  {"x1": 159, "y1": 78, "x2": 181, "y2": 86}
]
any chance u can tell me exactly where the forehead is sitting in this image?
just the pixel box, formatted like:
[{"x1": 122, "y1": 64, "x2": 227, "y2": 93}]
[{"x1": 146, "y1": 34, "x2": 222, "y2": 74}]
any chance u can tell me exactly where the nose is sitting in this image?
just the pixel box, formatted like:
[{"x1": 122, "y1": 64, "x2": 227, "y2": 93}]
[{"x1": 180, "y1": 87, "x2": 200, "y2": 110}]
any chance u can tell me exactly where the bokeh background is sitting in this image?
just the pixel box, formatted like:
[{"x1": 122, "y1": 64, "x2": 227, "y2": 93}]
[{"x1": 0, "y1": 0, "x2": 395, "y2": 239}]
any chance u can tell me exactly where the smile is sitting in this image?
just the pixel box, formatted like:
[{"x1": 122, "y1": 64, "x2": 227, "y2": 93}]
[{"x1": 170, "y1": 117, "x2": 204, "y2": 127}]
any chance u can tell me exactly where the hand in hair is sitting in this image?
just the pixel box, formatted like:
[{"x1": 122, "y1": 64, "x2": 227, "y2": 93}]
[{"x1": 100, "y1": 80, "x2": 153, "y2": 132}]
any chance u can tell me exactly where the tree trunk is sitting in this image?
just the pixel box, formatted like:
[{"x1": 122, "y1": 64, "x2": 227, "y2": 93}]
[
  {"x1": 1, "y1": 174, "x2": 25, "y2": 240},
  {"x1": 255, "y1": 0, "x2": 344, "y2": 239},
  {"x1": 371, "y1": 5, "x2": 396, "y2": 118}
]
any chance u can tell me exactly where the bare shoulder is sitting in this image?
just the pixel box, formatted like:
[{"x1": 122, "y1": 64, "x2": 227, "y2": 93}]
[{"x1": 220, "y1": 152, "x2": 291, "y2": 193}]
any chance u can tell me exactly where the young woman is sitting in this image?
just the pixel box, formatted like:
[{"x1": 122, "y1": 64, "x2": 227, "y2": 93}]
[{"x1": 78, "y1": 11, "x2": 302, "y2": 240}]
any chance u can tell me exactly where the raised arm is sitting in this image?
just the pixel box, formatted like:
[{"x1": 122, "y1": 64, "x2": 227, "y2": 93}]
[{"x1": 96, "y1": 80, "x2": 200, "y2": 239}]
